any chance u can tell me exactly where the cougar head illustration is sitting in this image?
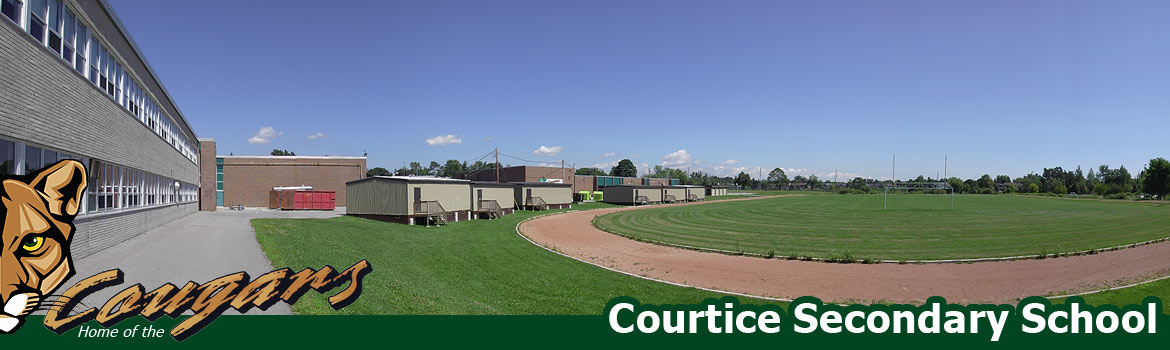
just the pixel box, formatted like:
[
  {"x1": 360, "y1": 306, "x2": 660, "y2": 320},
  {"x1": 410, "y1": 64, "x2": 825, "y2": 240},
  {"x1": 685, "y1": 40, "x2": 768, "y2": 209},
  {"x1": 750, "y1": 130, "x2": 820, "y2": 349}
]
[{"x1": 0, "y1": 160, "x2": 87, "y2": 333}]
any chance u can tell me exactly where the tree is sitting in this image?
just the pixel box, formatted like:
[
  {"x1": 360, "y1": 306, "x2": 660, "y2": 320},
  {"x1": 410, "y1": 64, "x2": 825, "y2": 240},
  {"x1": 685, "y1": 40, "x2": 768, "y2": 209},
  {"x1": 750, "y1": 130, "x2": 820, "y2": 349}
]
[
  {"x1": 847, "y1": 177, "x2": 868, "y2": 190},
  {"x1": 441, "y1": 159, "x2": 463, "y2": 177},
  {"x1": 1143, "y1": 157, "x2": 1170, "y2": 198},
  {"x1": 367, "y1": 167, "x2": 391, "y2": 177},
  {"x1": 647, "y1": 166, "x2": 688, "y2": 184},
  {"x1": 610, "y1": 159, "x2": 638, "y2": 177},
  {"x1": 976, "y1": 174, "x2": 994, "y2": 192},
  {"x1": 575, "y1": 167, "x2": 607, "y2": 176},
  {"x1": 734, "y1": 172, "x2": 753, "y2": 189},
  {"x1": 767, "y1": 168, "x2": 789, "y2": 188},
  {"x1": 807, "y1": 175, "x2": 822, "y2": 190},
  {"x1": 994, "y1": 175, "x2": 1011, "y2": 185},
  {"x1": 270, "y1": 149, "x2": 295, "y2": 156},
  {"x1": 409, "y1": 162, "x2": 424, "y2": 176}
]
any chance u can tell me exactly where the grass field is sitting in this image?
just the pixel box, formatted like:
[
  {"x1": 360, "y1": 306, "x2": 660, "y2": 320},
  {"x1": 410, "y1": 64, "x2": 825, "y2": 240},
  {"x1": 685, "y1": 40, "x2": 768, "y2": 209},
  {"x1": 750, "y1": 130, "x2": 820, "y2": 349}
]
[
  {"x1": 252, "y1": 203, "x2": 778, "y2": 315},
  {"x1": 593, "y1": 194, "x2": 1170, "y2": 261},
  {"x1": 1052, "y1": 278, "x2": 1170, "y2": 313}
]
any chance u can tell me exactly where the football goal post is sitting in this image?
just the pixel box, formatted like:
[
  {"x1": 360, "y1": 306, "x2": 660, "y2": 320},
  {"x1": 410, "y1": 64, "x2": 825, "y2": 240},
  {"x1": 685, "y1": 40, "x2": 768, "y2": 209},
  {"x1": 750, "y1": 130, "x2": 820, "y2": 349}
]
[{"x1": 883, "y1": 181, "x2": 954, "y2": 210}]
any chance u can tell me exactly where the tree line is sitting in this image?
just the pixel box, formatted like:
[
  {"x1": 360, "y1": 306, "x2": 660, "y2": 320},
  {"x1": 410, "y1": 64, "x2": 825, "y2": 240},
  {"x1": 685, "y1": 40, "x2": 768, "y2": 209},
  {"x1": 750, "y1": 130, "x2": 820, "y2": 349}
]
[
  {"x1": 735, "y1": 158, "x2": 1169, "y2": 199},
  {"x1": 367, "y1": 160, "x2": 505, "y2": 178},
  {"x1": 365, "y1": 156, "x2": 1170, "y2": 199}
]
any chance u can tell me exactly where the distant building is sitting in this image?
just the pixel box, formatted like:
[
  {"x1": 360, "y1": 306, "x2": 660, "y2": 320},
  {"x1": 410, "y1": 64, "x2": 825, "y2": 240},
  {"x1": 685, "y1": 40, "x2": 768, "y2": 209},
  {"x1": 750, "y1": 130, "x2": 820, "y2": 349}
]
[{"x1": 198, "y1": 140, "x2": 366, "y2": 209}]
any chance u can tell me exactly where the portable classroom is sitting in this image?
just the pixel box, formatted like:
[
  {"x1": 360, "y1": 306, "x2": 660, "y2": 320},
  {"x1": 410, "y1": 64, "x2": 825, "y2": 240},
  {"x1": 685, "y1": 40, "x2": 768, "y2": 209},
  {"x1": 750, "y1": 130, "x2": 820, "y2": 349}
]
[
  {"x1": 602, "y1": 185, "x2": 664, "y2": 205},
  {"x1": 345, "y1": 176, "x2": 472, "y2": 225},
  {"x1": 513, "y1": 182, "x2": 573, "y2": 210},
  {"x1": 470, "y1": 182, "x2": 516, "y2": 219},
  {"x1": 662, "y1": 186, "x2": 687, "y2": 203},
  {"x1": 707, "y1": 185, "x2": 728, "y2": 196},
  {"x1": 677, "y1": 185, "x2": 706, "y2": 201}
]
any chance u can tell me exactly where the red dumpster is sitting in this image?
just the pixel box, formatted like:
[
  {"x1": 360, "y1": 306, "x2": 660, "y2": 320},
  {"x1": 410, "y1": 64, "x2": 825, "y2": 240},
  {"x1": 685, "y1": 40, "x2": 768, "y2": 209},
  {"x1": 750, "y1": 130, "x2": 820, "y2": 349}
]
[{"x1": 288, "y1": 190, "x2": 335, "y2": 210}]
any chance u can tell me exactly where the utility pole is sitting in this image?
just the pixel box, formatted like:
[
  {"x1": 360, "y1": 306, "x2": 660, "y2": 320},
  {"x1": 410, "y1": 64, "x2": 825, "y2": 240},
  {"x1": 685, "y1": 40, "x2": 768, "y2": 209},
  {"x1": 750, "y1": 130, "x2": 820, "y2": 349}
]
[
  {"x1": 561, "y1": 160, "x2": 565, "y2": 183},
  {"x1": 495, "y1": 148, "x2": 500, "y2": 183}
]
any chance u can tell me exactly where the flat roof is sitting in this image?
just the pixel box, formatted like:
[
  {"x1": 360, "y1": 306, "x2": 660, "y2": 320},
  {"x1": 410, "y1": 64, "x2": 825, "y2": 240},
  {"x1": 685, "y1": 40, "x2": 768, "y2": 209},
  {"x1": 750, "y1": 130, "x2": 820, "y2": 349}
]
[
  {"x1": 512, "y1": 182, "x2": 572, "y2": 187},
  {"x1": 608, "y1": 184, "x2": 667, "y2": 189},
  {"x1": 674, "y1": 185, "x2": 705, "y2": 188},
  {"x1": 470, "y1": 181, "x2": 515, "y2": 188},
  {"x1": 218, "y1": 155, "x2": 367, "y2": 160},
  {"x1": 347, "y1": 176, "x2": 470, "y2": 186}
]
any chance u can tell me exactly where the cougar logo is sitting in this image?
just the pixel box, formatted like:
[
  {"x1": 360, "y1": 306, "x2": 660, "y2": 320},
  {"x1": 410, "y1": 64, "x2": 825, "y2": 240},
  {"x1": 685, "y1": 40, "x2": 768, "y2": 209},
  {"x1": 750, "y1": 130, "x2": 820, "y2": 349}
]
[{"x1": 0, "y1": 160, "x2": 87, "y2": 334}]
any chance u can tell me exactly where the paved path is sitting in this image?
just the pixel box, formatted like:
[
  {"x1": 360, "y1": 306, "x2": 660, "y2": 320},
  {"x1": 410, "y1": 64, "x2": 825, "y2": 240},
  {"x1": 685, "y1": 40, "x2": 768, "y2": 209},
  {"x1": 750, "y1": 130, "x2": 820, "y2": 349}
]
[
  {"x1": 519, "y1": 197, "x2": 1170, "y2": 304},
  {"x1": 54, "y1": 208, "x2": 342, "y2": 315}
]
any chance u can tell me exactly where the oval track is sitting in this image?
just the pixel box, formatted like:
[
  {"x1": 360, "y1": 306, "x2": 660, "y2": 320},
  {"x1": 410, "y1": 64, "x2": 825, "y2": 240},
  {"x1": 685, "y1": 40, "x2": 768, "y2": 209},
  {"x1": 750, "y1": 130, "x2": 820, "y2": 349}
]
[{"x1": 518, "y1": 196, "x2": 1170, "y2": 303}]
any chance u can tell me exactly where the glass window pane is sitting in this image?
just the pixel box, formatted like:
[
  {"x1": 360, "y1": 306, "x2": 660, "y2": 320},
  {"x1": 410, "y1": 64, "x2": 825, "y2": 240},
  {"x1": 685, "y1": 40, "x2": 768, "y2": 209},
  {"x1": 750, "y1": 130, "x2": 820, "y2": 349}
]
[
  {"x1": 25, "y1": 145, "x2": 42, "y2": 173},
  {"x1": 0, "y1": 139, "x2": 12, "y2": 175},
  {"x1": 1, "y1": 0, "x2": 21, "y2": 23}
]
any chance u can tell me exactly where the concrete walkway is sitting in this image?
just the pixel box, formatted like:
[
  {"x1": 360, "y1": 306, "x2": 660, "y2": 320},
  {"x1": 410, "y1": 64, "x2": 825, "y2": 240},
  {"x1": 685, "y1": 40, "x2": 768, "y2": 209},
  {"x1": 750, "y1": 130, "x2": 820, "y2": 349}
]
[{"x1": 54, "y1": 208, "x2": 343, "y2": 316}]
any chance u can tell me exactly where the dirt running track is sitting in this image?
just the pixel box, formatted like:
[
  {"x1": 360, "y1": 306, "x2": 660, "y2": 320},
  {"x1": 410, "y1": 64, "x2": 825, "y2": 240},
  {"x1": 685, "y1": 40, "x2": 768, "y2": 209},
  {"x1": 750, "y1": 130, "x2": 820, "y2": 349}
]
[{"x1": 519, "y1": 196, "x2": 1170, "y2": 304}]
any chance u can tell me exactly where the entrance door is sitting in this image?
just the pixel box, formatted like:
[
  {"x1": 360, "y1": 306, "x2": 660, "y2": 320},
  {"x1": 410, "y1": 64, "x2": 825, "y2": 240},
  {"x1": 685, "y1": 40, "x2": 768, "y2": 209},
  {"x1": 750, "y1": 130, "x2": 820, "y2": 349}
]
[{"x1": 414, "y1": 187, "x2": 421, "y2": 201}]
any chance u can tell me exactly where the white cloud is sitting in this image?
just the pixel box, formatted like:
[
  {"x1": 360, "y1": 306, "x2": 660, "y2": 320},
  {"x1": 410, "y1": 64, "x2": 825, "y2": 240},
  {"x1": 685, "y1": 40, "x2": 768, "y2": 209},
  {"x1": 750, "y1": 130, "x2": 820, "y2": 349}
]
[
  {"x1": 307, "y1": 132, "x2": 327, "y2": 140},
  {"x1": 660, "y1": 149, "x2": 691, "y2": 167},
  {"x1": 722, "y1": 159, "x2": 738, "y2": 165},
  {"x1": 247, "y1": 127, "x2": 282, "y2": 144},
  {"x1": 602, "y1": 152, "x2": 616, "y2": 157},
  {"x1": 638, "y1": 162, "x2": 650, "y2": 175},
  {"x1": 532, "y1": 145, "x2": 563, "y2": 156},
  {"x1": 425, "y1": 134, "x2": 463, "y2": 146}
]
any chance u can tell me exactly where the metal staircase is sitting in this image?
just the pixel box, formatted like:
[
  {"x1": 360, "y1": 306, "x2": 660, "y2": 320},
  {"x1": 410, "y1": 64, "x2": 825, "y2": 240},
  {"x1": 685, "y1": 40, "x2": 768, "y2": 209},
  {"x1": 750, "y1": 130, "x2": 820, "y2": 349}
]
[
  {"x1": 688, "y1": 194, "x2": 700, "y2": 202},
  {"x1": 635, "y1": 195, "x2": 650, "y2": 206},
  {"x1": 414, "y1": 201, "x2": 448, "y2": 226},
  {"x1": 663, "y1": 194, "x2": 677, "y2": 203}
]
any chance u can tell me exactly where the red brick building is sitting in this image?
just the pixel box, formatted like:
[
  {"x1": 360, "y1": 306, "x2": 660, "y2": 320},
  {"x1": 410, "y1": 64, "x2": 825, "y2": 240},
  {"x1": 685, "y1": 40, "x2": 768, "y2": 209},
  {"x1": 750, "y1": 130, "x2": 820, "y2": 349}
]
[{"x1": 197, "y1": 139, "x2": 366, "y2": 209}]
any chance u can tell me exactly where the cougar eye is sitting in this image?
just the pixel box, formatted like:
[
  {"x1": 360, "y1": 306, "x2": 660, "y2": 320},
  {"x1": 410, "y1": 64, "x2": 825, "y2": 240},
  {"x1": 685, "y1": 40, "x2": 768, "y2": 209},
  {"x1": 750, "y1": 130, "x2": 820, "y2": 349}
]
[{"x1": 21, "y1": 235, "x2": 44, "y2": 252}]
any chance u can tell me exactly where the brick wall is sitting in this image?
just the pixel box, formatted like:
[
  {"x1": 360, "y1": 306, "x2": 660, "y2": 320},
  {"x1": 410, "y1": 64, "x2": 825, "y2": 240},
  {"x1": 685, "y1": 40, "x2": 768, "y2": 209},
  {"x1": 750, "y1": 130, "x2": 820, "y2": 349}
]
[
  {"x1": 222, "y1": 157, "x2": 366, "y2": 208},
  {"x1": 198, "y1": 139, "x2": 216, "y2": 211}
]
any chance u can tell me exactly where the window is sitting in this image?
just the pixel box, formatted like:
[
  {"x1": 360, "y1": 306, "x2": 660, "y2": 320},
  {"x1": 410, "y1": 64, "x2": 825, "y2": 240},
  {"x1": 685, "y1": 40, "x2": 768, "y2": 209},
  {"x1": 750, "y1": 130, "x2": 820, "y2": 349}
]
[
  {"x1": 24, "y1": 145, "x2": 42, "y2": 173},
  {"x1": 88, "y1": 35, "x2": 99, "y2": 84},
  {"x1": 74, "y1": 23, "x2": 86, "y2": 74},
  {"x1": 1, "y1": 0, "x2": 21, "y2": 24},
  {"x1": 61, "y1": 6, "x2": 74, "y2": 62},
  {"x1": 0, "y1": 139, "x2": 13, "y2": 175},
  {"x1": 27, "y1": 0, "x2": 46, "y2": 44},
  {"x1": 46, "y1": 0, "x2": 61, "y2": 54}
]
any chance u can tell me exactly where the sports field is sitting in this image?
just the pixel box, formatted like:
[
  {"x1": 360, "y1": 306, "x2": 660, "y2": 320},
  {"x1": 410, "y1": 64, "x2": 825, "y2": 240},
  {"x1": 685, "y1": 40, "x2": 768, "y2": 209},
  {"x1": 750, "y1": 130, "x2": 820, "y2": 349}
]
[
  {"x1": 252, "y1": 203, "x2": 776, "y2": 315},
  {"x1": 592, "y1": 195, "x2": 1170, "y2": 261}
]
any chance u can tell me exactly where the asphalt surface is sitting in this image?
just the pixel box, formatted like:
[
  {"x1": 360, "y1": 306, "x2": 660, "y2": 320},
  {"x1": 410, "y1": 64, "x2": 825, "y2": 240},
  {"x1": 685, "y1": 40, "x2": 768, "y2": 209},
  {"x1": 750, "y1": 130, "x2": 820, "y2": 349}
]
[{"x1": 49, "y1": 208, "x2": 343, "y2": 316}]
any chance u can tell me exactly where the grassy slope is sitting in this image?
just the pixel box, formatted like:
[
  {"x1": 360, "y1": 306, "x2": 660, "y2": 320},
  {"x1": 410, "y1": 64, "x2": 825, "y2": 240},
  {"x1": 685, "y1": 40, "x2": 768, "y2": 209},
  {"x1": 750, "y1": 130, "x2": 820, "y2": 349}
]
[
  {"x1": 594, "y1": 194, "x2": 1170, "y2": 260},
  {"x1": 253, "y1": 203, "x2": 781, "y2": 315}
]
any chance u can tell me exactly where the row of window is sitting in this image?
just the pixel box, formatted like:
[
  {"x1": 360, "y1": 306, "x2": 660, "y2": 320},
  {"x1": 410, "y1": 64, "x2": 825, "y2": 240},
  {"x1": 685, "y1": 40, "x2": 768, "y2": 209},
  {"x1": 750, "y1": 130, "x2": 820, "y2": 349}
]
[
  {"x1": 0, "y1": 137, "x2": 198, "y2": 216},
  {"x1": 89, "y1": 159, "x2": 197, "y2": 212},
  {"x1": 2, "y1": 0, "x2": 198, "y2": 165}
]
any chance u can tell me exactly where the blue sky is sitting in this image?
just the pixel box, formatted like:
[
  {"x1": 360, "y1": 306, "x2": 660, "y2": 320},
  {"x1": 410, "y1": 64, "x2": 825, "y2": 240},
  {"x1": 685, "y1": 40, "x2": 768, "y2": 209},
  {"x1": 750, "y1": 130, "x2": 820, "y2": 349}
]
[{"x1": 108, "y1": 0, "x2": 1170, "y2": 180}]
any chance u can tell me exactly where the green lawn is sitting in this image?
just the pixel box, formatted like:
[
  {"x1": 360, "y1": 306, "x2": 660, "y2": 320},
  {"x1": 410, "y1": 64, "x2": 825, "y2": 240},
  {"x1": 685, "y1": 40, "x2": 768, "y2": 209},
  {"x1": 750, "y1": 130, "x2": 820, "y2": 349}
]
[
  {"x1": 593, "y1": 194, "x2": 1170, "y2": 261},
  {"x1": 1052, "y1": 278, "x2": 1170, "y2": 313},
  {"x1": 253, "y1": 202, "x2": 781, "y2": 315}
]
